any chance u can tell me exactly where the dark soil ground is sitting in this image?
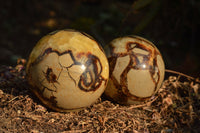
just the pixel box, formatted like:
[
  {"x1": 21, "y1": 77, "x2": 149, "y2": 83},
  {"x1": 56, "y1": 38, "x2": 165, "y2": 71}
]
[{"x1": 0, "y1": 60, "x2": 200, "y2": 132}]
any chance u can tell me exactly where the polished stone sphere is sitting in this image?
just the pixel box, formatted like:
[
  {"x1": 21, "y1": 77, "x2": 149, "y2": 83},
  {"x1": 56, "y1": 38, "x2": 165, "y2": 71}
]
[
  {"x1": 26, "y1": 30, "x2": 109, "y2": 112},
  {"x1": 104, "y1": 36, "x2": 165, "y2": 104}
]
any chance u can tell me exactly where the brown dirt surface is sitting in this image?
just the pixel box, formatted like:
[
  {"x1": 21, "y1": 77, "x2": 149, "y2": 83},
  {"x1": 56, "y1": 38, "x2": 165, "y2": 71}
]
[{"x1": 0, "y1": 61, "x2": 200, "y2": 133}]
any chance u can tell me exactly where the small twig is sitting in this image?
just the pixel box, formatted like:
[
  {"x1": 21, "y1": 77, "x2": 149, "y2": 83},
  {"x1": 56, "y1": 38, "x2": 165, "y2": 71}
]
[
  {"x1": 8, "y1": 96, "x2": 19, "y2": 103},
  {"x1": 165, "y1": 69, "x2": 200, "y2": 83},
  {"x1": 129, "y1": 96, "x2": 158, "y2": 109}
]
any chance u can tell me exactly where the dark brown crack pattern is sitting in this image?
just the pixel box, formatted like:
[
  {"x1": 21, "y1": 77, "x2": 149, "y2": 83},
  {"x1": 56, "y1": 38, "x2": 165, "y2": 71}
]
[
  {"x1": 78, "y1": 53, "x2": 105, "y2": 92},
  {"x1": 34, "y1": 48, "x2": 106, "y2": 90},
  {"x1": 27, "y1": 48, "x2": 107, "y2": 110},
  {"x1": 44, "y1": 67, "x2": 58, "y2": 83},
  {"x1": 108, "y1": 38, "x2": 162, "y2": 103}
]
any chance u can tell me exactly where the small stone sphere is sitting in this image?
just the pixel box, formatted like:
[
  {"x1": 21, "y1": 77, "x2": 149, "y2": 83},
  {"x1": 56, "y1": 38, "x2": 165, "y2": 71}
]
[
  {"x1": 104, "y1": 36, "x2": 165, "y2": 105},
  {"x1": 26, "y1": 29, "x2": 109, "y2": 112}
]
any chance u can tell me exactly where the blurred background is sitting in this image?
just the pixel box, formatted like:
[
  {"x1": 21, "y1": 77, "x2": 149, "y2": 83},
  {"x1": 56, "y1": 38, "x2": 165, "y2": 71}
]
[{"x1": 0, "y1": 0, "x2": 199, "y2": 77}]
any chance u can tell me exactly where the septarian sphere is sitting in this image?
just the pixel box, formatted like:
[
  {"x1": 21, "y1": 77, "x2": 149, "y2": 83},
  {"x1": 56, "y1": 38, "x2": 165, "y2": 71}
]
[
  {"x1": 26, "y1": 30, "x2": 109, "y2": 112},
  {"x1": 104, "y1": 36, "x2": 165, "y2": 105}
]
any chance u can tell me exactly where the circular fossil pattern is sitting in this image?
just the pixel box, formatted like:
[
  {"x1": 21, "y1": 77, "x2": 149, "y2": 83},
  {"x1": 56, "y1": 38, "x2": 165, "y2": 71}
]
[
  {"x1": 104, "y1": 36, "x2": 165, "y2": 105},
  {"x1": 26, "y1": 29, "x2": 109, "y2": 112}
]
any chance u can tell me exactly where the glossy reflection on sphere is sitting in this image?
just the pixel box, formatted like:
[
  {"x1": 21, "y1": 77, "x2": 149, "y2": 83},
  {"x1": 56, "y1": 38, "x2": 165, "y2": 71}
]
[
  {"x1": 26, "y1": 30, "x2": 109, "y2": 112},
  {"x1": 104, "y1": 36, "x2": 165, "y2": 105}
]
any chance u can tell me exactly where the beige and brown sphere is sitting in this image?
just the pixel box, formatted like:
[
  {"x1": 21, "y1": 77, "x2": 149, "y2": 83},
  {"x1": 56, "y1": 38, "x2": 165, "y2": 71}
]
[
  {"x1": 104, "y1": 36, "x2": 165, "y2": 105},
  {"x1": 26, "y1": 30, "x2": 109, "y2": 112}
]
